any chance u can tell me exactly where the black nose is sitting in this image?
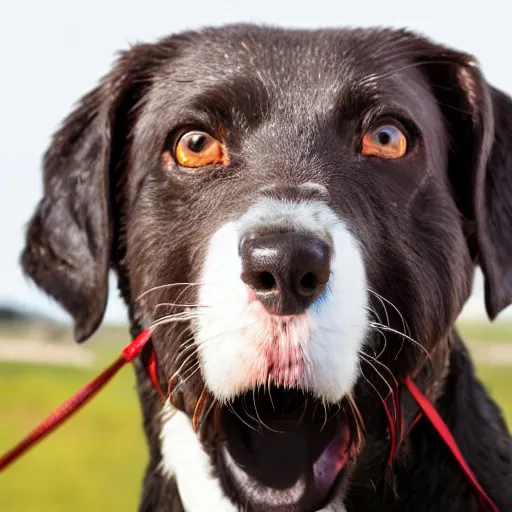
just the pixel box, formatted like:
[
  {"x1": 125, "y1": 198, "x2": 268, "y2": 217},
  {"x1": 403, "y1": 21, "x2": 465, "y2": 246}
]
[{"x1": 240, "y1": 231, "x2": 331, "y2": 315}]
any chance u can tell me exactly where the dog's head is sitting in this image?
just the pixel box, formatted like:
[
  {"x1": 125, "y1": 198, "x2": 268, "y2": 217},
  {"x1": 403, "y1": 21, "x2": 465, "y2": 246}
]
[{"x1": 22, "y1": 26, "x2": 512, "y2": 510}]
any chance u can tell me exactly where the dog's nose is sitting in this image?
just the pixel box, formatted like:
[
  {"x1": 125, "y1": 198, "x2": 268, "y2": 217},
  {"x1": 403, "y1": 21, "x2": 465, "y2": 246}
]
[{"x1": 240, "y1": 231, "x2": 331, "y2": 314}]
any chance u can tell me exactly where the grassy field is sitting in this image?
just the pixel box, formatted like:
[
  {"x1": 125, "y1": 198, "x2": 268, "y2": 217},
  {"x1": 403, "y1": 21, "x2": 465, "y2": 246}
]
[{"x1": 0, "y1": 321, "x2": 511, "y2": 511}]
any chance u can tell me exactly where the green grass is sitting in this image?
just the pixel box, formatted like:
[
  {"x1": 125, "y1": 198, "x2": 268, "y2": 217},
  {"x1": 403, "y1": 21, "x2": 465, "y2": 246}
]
[
  {"x1": 476, "y1": 365, "x2": 512, "y2": 424},
  {"x1": 0, "y1": 356, "x2": 146, "y2": 511},
  {"x1": 457, "y1": 319, "x2": 512, "y2": 344},
  {"x1": 0, "y1": 322, "x2": 511, "y2": 511}
]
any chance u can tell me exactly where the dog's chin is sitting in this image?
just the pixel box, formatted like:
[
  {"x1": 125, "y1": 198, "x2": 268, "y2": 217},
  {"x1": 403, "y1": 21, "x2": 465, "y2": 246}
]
[{"x1": 214, "y1": 387, "x2": 351, "y2": 511}]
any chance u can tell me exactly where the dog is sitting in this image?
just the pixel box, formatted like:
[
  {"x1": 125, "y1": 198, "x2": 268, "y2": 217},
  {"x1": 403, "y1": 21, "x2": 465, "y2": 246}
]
[{"x1": 21, "y1": 25, "x2": 512, "y2": 511}]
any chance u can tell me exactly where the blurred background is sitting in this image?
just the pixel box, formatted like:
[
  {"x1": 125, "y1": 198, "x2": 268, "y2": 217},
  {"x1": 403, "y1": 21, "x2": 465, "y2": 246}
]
[{"x1": 1, "y1": 0, "x2": 511, "y2": 510}]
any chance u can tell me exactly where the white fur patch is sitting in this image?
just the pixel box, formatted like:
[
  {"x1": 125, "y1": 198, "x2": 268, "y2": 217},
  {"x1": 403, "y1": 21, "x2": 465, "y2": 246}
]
[
  {"x1": 160, "y1": 403, "x2": 237, "y2": 512},
  {"x1": 196, "y1": 198, "x2": 368, "y2": 404}
]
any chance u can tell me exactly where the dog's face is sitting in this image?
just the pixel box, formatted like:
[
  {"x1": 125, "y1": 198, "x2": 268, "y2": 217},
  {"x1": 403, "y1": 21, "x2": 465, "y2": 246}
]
[{"x1": 22, "y1": 26, "x2": 512, "y2": 511}]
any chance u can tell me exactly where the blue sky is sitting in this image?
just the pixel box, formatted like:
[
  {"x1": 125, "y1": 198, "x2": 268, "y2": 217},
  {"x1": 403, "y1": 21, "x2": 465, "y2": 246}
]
[{"x1": 1, "y1": 0, "x2": 511, "y2": 323}]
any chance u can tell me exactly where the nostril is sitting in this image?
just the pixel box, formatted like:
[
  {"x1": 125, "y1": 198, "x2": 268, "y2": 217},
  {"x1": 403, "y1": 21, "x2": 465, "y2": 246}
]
[
  {"x1": 242, "y1": 267, "x2": 279, "y2": 293},
  {"x1": 258, "y1": 271, "x2": 277, "y2": 291},
  {"x1": 299, "y1": 272, "x2": 317, "y2": 291}
]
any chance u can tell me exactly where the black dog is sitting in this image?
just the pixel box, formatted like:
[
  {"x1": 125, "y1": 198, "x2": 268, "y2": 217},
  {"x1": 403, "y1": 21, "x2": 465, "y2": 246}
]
[{"x1": 21, "y1": 25, "x2": 512, "y2": 511}]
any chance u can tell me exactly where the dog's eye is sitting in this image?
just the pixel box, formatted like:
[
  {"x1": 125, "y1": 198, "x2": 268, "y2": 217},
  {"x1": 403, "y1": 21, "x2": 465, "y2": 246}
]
[
  {"x1": 361, "y1": 124, "x2": 407, "y2": 159},
  {"x1": 174, "y1": 131, "x2": 227, "y2": 168}
]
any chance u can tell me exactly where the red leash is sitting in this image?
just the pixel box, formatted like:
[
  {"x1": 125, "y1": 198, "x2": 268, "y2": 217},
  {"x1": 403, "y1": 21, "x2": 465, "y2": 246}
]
[
  {"x1": 0, "y1": 328, "x2": 155, "y2": 472},
  {"x1": 403, "y1": 377, "x2": 500, "y2": 512},
  {"x1": 0, "y1": 333, "x2": 500, "y2": 511}
]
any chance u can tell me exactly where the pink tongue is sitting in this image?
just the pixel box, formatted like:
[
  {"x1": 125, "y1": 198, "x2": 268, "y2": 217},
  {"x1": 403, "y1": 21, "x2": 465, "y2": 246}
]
[{"x1": 313, "y1": 426, "x2": 350, "y2": 495}]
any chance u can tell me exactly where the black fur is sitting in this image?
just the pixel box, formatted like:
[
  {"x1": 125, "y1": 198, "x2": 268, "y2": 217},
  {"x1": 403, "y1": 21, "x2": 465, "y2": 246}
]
[{"x1": 21, "y1": 25, "x2": 512, "y2": 511}]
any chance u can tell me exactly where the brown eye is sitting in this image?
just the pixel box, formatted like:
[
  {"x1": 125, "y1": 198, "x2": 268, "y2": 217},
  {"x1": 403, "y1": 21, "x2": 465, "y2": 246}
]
[
  {"x1": 173, "y1": 131, "x2": 227, "y2": 168},
  {"x1": 361, "y1": 124, "x2": 407, "y2": 159}
]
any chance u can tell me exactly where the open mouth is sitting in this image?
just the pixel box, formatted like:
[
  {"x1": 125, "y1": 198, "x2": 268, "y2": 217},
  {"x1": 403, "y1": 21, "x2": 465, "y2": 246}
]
[{"x1": 214, "y1": 388, "x2": 354, "y2": 511}]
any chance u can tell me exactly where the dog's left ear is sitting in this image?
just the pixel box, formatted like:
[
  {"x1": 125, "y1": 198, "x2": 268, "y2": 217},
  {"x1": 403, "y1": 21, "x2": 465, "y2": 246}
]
[{"x1": 419, "y1": 44, "x2": 512, "y2": 319}]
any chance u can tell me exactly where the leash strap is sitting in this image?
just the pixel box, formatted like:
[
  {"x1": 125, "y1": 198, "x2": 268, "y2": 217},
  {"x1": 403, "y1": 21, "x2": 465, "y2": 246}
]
[
  {"x1": 404, "y1": 377, "x2": 500, "y2": 512},
  {"x1": 0, "y1": 328, "x2": 154, "y2": 472},
  {"x1": 147, "y1": 349, "x2": 165, "y2": 399}
]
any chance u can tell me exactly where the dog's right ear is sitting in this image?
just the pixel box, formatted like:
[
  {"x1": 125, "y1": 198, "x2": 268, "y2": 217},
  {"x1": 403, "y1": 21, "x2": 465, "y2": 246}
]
[{"x1": 21, "y1": 44, "x2": 163, "y2": 342}]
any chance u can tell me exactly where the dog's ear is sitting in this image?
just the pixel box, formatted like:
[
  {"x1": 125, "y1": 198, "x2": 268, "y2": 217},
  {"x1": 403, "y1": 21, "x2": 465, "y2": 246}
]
[
  {"x1": 476, "y1": 86, "x2": 512, "y2": 319},
  {"x1": 21, "y1": 45, "x2": 162, "y2": 342},
  {"x1": 417, "y1": 43, "x2": 512, "y2": 319}
]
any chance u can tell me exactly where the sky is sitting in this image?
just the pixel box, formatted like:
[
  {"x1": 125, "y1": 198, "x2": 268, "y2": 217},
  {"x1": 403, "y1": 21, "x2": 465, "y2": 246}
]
[{"x1": 1, "y1": 0, "x2": 511, "y2": 323}]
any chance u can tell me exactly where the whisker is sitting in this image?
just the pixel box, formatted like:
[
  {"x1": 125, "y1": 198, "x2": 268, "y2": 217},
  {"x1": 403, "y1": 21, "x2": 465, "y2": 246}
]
[
  {"x1": 365, "y1": 304, "x2": 384, "y2": 326},
  {"x1": 241, "y1": 394, "x2": 263, "y2": 430},
  {"x1": 296, "y1": 396, "x2": 308, "y2": 427},
  {"x1": 137, "y1": 282, "x2": 204, "y2": 301},
  {"x1": 369, "y1": 323, "x2": 430, "y2": 359},
  {"x1": 166, "y1": 365, "x2": 202, "y2": 402},
  {"x1": 358, "y1": 362, "x2": 387, "y2": 405},
  {"x1": 254, "y1": 388, "x2": 283, "y2": 434},
  {"x1": 367, "y1": 290, "x2": 390, "y2": 328},
  {"x1": 321, "y1": 400, "x2": 329, "y2": 432},
  {"x1": 359, "y1": 351, "x2": 398, "y2": 387},
  {"x1": 175, "y1": 340, "x2": 194, "y2": 355},
  {"x1": 171, "y1": 344, "x2": 202, "y2": 381},
  {"x1": 154, "y1": 308, "x2": 204, "y2": 320},
  {"x1": 177, "y1": 362, "x2": 201, "y2": 387},
  {"x1": 174, "y1": 338, "x2": 196, "y2": 361},
  {"x1": 367, "y1": 289, "x2": 410, "y2": 336},
  {"x1": 154, "y1": 302, "x2": 211, "y2": 310},
  {"x1": 152, "y1": 310, "x2": 201, "y2": 322},
  {"x1": 371, "y1": 326, "x2": 388, "y2": 360},
  {"x1": 267, "y1": 375, "x2": 276, "y2": 412},
  {"x1": 225, "y1": 402, "x2": 260, "y2": 434},
  {"x1": 174, "y1": 283, "x2": 201, "y2": 310},
  {"x1": 364, "y1": 305, "x2": 388, "y2": 358},
  {"x1": 151, "y1": 313, "x2": 203, "y2": 329},
  {"x1": 174, "y1": 327, "x2": 244, "y2": 369},
  {"x1": 359, "y1": 354, "x2": 394, "y2": 399}
]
